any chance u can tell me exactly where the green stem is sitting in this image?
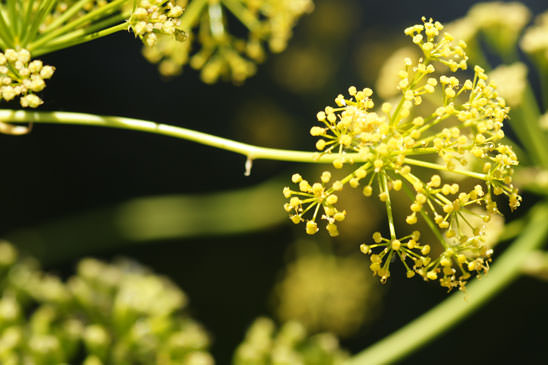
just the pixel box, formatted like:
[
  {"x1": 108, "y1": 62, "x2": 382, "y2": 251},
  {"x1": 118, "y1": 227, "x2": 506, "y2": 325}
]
[
  {"x1": 221, "y1": 0, "x2": 260, "y2": 31},
  {"x1": 403, "y1": 157, "x2": 488, "y2": 181},
  {"x1": 541, "y1": 69, "x2": 548, "y2": 111},
  {"x1": 208, "y1": 0, "x2": 225, "y2": 40},
  {"x1": 179, "y1": 0, "x2": 208, "y2": 31},
  {"x1": 7, "y1": 0, "x2": 18, "y2": 40},
  {"x1": 380, "y1": 173, "x2": 396, "y2": 239},
  {"x1": 345, "y1": 201, "x2": 548, "y2": 365},
  {"x1": 28, "y1": 0, "x2": 128, "y2": 52},
  {"x1": 0, "y1": 8, "x2": 15, "y2": 47},
  {"x1": 19, "y1": 0, "x2": 36, "y2": 44},
  {"x1": 0, "y1": 109, "x2": 354, "y2": 163},
  {"x1": 7, "y1": 177, "x2": 288, "y2": 265},
  {"x1": 22, "y1": 0, "x2": 57, "y2": 46},
  {"x1": 41, "y1": 0, "x2": 96, "y2": 33},
  {"x1": 508, "y1": 84, "x2": 548, "y2": 169},
  {"x1": 496, "y1": 217, "x2": 524, "y2": 242},
  {"x1": 32, "y1": 20, "x2": 128, "y2": 57}
]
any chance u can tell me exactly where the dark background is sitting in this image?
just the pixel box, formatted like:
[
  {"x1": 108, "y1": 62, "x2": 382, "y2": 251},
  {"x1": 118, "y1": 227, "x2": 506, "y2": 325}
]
[{"x1": 1, "y1": 0, "x2": 548, "y2": 363}]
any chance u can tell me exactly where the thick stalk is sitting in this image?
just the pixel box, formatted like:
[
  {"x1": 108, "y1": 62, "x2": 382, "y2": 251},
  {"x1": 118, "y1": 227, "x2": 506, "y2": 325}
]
[{"x1": 345, "y1": 202, "x2": 548, "y2": 365}]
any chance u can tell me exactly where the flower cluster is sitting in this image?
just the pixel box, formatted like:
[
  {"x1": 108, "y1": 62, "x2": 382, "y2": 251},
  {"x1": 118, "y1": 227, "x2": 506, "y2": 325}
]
[
  {"x1": 272, "y1": 241, "x2": 379, "y2": 337},
  {"x1": 468, "y1": 2, "x2": 531, "y2": 58},
  {"x1": 233, "y1": 317, "x2": 347, "y2": 365},
  {"x1": 0, "y1": 242, "x2": 212, "y2": 364},
  {"x1": 443, "y1": 2, "x2": 531, "y2": 65},
  {"x1": 128, "y1": 0, "x2": 186, "y2": 47},
  {"x1": 283, "y1": 18, "x2": 520, "y2": 290},
  {"x1": 488, "y1": 62, "x2": 528, "y2": 107},
  {"x1": 0, "y1": 49, "x2": 54, "y2": 108},
  {"x1": 521, "y1": 11, "x2": 548, "y2": 69},
  {"x1": 142, "y1": 0, "x2": 313, "y2": 82}
]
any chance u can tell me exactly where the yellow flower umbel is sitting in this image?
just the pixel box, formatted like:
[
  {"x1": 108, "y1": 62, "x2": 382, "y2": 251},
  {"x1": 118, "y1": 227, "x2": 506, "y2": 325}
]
[
  {"x1": 283, "y1": 18, "x2": 521, "y2": 291},
  {"x1": 141, "y1": 0, "x2": 314, "y2": 82}
]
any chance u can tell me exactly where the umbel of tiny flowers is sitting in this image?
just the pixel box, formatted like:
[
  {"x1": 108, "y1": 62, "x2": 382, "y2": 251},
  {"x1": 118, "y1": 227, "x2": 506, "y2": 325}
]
[
  {"x1": 283, "y1": 17, "x2": 521, "y2": 291},
  {"x1": 521, "y1": 12, "x2": 548, "y2": 76},
  {"x1": 0, "y1": 0, "x2": 186, "y2": 55},
  {"x1": 233, "y1": 317, "x2": 348, "y2": 365},
  {"x1": 0, "y1": 0, "x2": 310, "y2": 110},
  {"x1": 0, "y1": 0, "x2": 185, "y2": 110},
  {"x1": 0, "y1": 48, "x2": 54, "y2": 108},
  {"x1": 141, "y1": 0, "x2": 314, "y2": 82},
  {"x1": 127, "y1": 0, "x2": 186, "y2": 47}
]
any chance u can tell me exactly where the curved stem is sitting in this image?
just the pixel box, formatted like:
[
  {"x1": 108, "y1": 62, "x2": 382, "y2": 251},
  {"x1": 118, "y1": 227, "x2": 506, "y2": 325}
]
[
  {"x1": 345, "y1": 201, "x2": 548, "y2": 365},
  {"x1": 0, "y1": 109, "x2": 358, "y2": 163}
]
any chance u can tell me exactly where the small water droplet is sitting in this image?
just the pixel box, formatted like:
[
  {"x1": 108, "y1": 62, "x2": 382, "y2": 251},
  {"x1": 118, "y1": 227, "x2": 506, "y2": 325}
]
[{"x1": 244, "y1": 157, "x2": 253, "y2": 176}]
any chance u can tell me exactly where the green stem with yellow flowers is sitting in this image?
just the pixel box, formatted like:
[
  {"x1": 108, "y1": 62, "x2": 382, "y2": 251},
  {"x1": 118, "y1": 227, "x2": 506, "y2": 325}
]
[{"x1": 1, "y1": 108, "x2": 547, "y2": 365}]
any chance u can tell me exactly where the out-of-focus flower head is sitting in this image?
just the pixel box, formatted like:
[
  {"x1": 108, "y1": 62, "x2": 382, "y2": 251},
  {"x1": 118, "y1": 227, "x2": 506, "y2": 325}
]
[
  {"x1": 233, "y1": 317, "x2": 347, "y2": 365},
  {"x1": 142, "y1": 0, "x2": 313, "y2": 82},
  {"x1": 468, "y1": 2, "x2": 531, "y2": 59},
  {"x1": 0, "y1": 243, "x2": 213, "y2": 365},
  {"x1": 283, "y1": 18, "x2": 520, "y2": 291},
  {"x1": 272, "y1": 240, "x2": 380, "y2": 337},
  {"x1": 521, "y1": 11, "x2": 548, "y2": 71},
  {"x1": 488, "y1": 63, "x2": 528, "y2": 108},
  {"x1": 540, "y1": 112, "x2": 548, "y2": 130},
  {"x1": 375, "y1": 46, "x2": 419, "y2": 100}
]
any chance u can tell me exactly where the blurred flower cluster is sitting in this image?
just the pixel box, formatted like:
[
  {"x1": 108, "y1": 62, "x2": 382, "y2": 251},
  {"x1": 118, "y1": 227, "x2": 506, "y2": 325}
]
[
  {"x1": 0, "y1": 242, "x2": 213, "y2": 365},
  {"x1": 0, "y1": 0, "x2": 312, "y2": 110},
  {"x1": 284, "y1": 17, "x2": 520, "y2": 290},
  {"x1": 272, "y1": 240, "x2": 380, "y2": 338},
  {"x1": 233, "y1": 317, "x2": 347, "y2": 365},
  {"x1": 143, "y1": 0, "x2": 314, "y2": 82}
]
